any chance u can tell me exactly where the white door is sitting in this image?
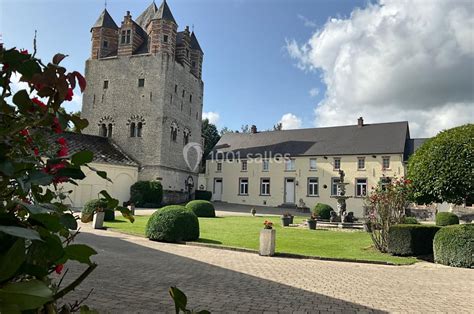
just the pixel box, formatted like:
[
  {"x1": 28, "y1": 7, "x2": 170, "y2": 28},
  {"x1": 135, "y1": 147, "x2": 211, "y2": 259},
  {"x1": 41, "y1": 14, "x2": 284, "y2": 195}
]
[
  {"x1": 285, "y1": 178, "x2": 295, "y2": 203},
  {"x1": 214, "y1": 179, "x2": 222, "y2": 201}
]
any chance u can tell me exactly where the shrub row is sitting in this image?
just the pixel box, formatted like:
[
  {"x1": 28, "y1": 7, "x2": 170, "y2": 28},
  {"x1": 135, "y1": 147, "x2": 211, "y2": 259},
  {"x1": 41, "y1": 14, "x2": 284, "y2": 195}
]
[
  {"x1": 434, "y1": 224, "x2": 473, "y2": 268},
  {"x1": 195, "y1": 190, "x2": 212, "y2": 201},
  {"x1": 435, "y1": 212, "x2": 459, "y2": 226},
  {"x1": 311, "y1": 203, "x2": 333, "y2": 219},
  {"x1": 388, "y1": 224, "x2": 441, "y2": 256},
  {"x1": 130, "y1": 181, "x2": 163, "y2": 208}
]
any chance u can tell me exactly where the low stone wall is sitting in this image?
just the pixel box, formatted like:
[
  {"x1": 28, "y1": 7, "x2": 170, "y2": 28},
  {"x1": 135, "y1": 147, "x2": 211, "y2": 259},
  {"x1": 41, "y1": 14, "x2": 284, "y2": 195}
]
[{"x1": 162, "y1": 190, "x2": 192, "y2": 205}]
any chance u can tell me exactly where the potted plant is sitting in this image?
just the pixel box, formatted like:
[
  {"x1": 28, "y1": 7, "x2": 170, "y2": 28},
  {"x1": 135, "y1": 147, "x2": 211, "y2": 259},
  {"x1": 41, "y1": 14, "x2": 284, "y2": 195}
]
[
  {"x1": 92, "y1": 208, "x2": 106, "y2": 229},
  {"x1": 281, "y1": 212, "x2": 294, "y2": 226},
  {"x1": 82, "y1": 199, "x2": 108, "y2": 229},
  {"x1": 259, "y1": 220, "x2": 276, "y2": 256},
  {"x1": 307, "y1": 214, "x2": 317, "y2": 230}
]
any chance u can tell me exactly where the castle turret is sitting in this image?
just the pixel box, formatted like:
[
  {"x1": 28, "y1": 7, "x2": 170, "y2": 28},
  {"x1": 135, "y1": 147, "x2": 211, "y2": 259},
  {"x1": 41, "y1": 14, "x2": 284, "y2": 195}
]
[
  {"x1": 117, "y1": 11, "x2": 146, "y2": 56},
  {"x1": 90, "y1": 9, "x2": 119, "y2": 59},
  {"x1": 190, "y1": 32, "x2": 203, "y2": 79},
  {"x1": 176, "y1": 26, "x2": 191, "y2": 67}
]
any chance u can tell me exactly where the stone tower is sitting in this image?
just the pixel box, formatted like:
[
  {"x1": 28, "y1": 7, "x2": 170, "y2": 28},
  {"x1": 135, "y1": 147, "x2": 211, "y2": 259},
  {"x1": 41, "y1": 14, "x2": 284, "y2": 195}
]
[{"x1": 81, "y1": 1, "x2": 204, "y2": 193}]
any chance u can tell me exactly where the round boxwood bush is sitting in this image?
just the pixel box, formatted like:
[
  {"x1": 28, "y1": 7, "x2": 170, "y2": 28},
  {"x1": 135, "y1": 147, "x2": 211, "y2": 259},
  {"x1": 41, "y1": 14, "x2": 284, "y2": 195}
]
[
  {"x1": 145, "y1": 205, "x2": 199, "y2": 242},
  {"x1": 435, "y1": 212, "x2": 459, "y2": 226},
  {"x1": 401, "y1": 216, "x2": 419, "y2": 224},
  {"x1": 434, "y1": 224, "x2": 473, "y2": 268},
  {"x1": 81, "y1": 199, "x2": 115, "y2": 222},
  {"x1": 185, "y1": 200, "x2": 216, "y2": 217},
  {"x1": 311, "y1": 203, "x2": 333, "y2": 219}
]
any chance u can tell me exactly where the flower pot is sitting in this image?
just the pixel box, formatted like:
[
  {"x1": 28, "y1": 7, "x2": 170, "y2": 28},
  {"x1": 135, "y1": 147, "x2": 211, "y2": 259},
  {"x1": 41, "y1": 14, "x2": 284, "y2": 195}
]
[
  {"x1": 93, "y1": 211, "x2": 105, "y2": 229},
  {"x1": 259, "y1": 229, "x2": 276, "y2": 256},
  {"x1": 307, "y1": 219, "x2": 317, "y2": 230},
  {"x1": 289, "y1": 216, "x2": 294, "y2": 224},
  {"x1": 281, "y1": 216, "x2": 292, "y2": 227}
]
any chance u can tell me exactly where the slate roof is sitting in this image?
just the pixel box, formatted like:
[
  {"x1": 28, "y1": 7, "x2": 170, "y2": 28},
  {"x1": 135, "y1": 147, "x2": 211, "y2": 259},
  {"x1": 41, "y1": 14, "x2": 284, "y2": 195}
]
[
  {"x1": 92, "y1": 9, "x2": 118, "y2": 30},
  {"x1": 209, "y1": 121, "x2": 412, "y2": 160},
  {"x1": 136, "y1": 2, "x2": 159, "y2": 29},
  {"x1": 49, "y1": 132, "x2": 138, "y2": 167},
  {"x1": 190, "y1": 32, "x2": 203, "y2": 53},
  {"x1": 153, "y1": 0, "x2": 177, "y2": 24}
]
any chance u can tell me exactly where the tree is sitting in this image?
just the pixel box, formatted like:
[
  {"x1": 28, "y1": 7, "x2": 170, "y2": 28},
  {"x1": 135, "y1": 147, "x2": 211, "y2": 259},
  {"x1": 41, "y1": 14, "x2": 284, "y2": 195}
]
[
  {"x1": 407, "y1": 124, "x2": 474, "y2": 205},
  {"x1": 219, "y1": 126, "x2": 234, "y2": 135},
  {"x1": 273, "y1": 122, "x2": 283, "y2": 131},
  {"x1": 240, "y1": 124, "x2": 250, "y2": 133},
  {"x1": 201, "y1": 119, "x2": 220, "y2": 168}
]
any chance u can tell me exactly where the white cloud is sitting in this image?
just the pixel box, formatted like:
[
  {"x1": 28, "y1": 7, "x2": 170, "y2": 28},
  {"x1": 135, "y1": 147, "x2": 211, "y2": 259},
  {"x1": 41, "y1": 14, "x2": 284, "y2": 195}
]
[
  {"x1": 297, "y1": 14, "x2": 317, "y2": 28},
  {"x1": 203, "y1": 111, "x2": 220, "y2": 125},
  {"x1": 309, "y1": 87, "x2": 319, "y2": 97},
  {"x1": 279, "y1": 113, "x2": 302, "y2": 130},
  {"x1": 287, "y1": 0, "x2": 474, "y2": 137}
]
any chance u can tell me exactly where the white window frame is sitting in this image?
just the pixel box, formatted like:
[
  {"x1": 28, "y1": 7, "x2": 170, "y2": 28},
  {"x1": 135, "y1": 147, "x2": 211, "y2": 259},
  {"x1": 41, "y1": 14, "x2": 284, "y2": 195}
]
[
  {"x1": 239, "y1": 178, "x2": 249, "y2": 195},
  {"x1": 260, "y1": 178, "x2": 270, "y2": 196},
  {"x1": 333, "y1": 157, "x2": 341, "y2": 170},
  {"x1": 262, "y1": 159, "x2": 269, "y2": 172},
  {"x1": 216, "y1": 162, "x2": 222, "y2": 172},
  {"x1": 331, "y1": 177, "x2": 341, "y2": 196},
  {"x1": 382, "y1": 156, "x2": 390, "y2": 170},
  {"x1": 358, "y1": 157, "x2": 365, "y2": 170},
  {"x1": 309, "y1": 158, "x2": 317, "y2": 170},
  {"x1": 307, "y1": 177, "x2": 319, "y2": 196},
  {"x1": 355, "y1": 178, "x2": 368, "y2": 197},
  {"x1": 241, "y1": 160, "x2": 248, "y2": 172},
  {"x1": 284, "y1": 158, "x2": 295, "y2": 171}
]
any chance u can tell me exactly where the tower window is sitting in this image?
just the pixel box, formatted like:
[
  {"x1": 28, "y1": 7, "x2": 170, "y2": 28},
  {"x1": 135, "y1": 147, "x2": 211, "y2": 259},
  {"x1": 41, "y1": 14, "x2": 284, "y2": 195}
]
[
  {"x1": 163, "y1": 35, "x2": 168, "y2": 43},
  {"x1": 107, "y1": 124, "x2": 113, "y2": 138},
  {"x1": 189, "y1": 94, "x2": 192, "y2": 103},
  {"x1": 182, "y1": 89, "x2": 185, "y2": 98},
  {"x1": 103, "y1": 80, "x2": 109, "y2": 89},
  {"x1": 138, "y1": 78, "x2": 145, "y2": 87},
  {"x1": 192, "y1": 61, "x2": 196, "y2": 68},
  {"x1": 171, "y1": 128, "x2": 178, "y2": 142},
  {"x1": 100, "y1": 124, "x2": 107, "y2": 137},
  {"x1": 103, "y1": 40, "x2": 108, "y2": 48},
  {"x1": 184, "y1": 133, "x2": 189, "y2": 145},
  {"x1": 174, "y1": 84, "x2": 178, "y2": 93},
  {"x1": 137, "y1": 122, "x2": 143, "y2": 137},
  {"x1": 130, "y1": 123, "x2": 136, "y2": 137}
]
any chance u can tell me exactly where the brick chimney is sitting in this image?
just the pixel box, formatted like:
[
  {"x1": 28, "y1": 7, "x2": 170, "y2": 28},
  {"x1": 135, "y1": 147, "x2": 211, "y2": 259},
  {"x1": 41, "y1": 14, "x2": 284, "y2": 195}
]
[
  {"x1": 357, "y1": 117, "x2": 364, "y2": 128},
  {"x1": 251, "y1": 125, "x2": 257, "y2": 134}
]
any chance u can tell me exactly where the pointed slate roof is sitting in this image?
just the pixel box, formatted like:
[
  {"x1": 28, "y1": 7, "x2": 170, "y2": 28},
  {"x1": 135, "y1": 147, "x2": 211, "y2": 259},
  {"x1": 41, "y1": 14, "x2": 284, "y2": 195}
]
[
  {"x1": 92, "y1": 9, "x2": 118, "y2": 30},
  {"x1": 190, "y1": 32, "x2": 203, "y2": 53},
  {"x1": 136, "y1": 2, "x2": 158, "y2": 29},
  {"x1": 152, "y1": 0, "x2": 177, "y2": 24}
]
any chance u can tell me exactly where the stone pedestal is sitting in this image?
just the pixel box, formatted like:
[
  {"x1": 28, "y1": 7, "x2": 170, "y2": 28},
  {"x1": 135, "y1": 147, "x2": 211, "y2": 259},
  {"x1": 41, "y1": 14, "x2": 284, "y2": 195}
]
[
  {"x1": 93, "y1": 211, "x2": 105, "y2": 229},
  {"x1": 259, "y1": 229, "x2": 276, "y2": 256}
]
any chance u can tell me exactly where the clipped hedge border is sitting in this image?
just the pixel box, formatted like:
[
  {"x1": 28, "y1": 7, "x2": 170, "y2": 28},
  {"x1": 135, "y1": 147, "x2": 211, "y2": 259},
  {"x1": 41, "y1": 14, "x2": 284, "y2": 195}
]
[
  {"x1": 434, "y1": 224, "x2": 473, "y2": 268},
  {"x1": 388, "y1": 224, "x2": 441, "y2": 256},
  {"x1": 435, "y1": 212, "x2": 459, "y2": 226},
  {"x1": 186, "y1": 200, "x2": 216, "y2": 217}
]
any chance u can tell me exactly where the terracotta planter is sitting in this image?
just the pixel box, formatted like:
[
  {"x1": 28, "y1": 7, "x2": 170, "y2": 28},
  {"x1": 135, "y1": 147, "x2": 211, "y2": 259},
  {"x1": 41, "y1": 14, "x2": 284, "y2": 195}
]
[
  {"x1": 259, "y1": 229, "x2": 276, "y2": 256},
  {"x1": 93, "y1": 211, "x2": 105, "y2": 229}
]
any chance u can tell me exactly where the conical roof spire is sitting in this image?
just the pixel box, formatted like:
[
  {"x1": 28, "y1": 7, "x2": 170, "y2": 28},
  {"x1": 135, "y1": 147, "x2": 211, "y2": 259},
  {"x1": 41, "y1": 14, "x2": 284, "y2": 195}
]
[
  {"x1": 136, "y1": 2, "x2": 159, "y2": 28},
  {"x1": 92, "y1": 9, "x2": 118, "y2": 30},
  {"x1": 190, "y1": 32, "x2": 203, "y2": 53},
  {"x1": 152, "y1": 0, "x2": 177, "y2": 24}
]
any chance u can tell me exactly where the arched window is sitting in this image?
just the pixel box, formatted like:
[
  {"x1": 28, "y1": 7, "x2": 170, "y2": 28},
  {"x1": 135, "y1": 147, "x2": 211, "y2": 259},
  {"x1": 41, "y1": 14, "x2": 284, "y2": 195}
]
[
  {"x1": 137, "y1": 122, "x2": 143, "y2": 137},
  {"x1": 130, "y1": 123, "x2": 136, "y2": 137},
  {"x1": 183, "y1": 128, "x2": 190, "y2": 145},
  {"x1": 107, "y1": 124, "x2": 113, "y2": 137},
  {"x1": 100, "y1": 124, "x2": 107, "y2": 137}
]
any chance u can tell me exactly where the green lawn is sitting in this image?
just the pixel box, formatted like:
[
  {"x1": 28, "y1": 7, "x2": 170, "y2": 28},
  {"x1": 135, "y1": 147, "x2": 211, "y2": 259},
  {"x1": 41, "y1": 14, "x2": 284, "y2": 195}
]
[{"x1": 104, "y1": 215, "x2": 417, "y2": 265}]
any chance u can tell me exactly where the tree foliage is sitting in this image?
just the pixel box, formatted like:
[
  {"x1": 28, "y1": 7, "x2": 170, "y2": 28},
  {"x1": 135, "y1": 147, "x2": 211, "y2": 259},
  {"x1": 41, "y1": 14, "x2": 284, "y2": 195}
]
[
  {"x1": 407, "y1": 124, "x2": 474, "y2": 205},
  {"x1": 201, "y1": 118, "x2": 220, "y2": 160}
]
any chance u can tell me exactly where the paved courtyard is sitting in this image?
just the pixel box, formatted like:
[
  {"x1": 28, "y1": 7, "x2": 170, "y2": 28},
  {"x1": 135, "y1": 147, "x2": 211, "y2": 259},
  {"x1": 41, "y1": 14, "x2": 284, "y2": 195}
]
[{"x1": 61, "y1": 225, "x2": 474, "y2": 313}]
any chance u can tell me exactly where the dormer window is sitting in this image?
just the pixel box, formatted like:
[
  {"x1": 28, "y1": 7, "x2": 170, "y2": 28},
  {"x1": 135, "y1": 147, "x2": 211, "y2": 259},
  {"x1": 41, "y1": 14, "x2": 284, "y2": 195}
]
[{"x1": 121, "y1": 29, "x2": 131, "y2": 44}]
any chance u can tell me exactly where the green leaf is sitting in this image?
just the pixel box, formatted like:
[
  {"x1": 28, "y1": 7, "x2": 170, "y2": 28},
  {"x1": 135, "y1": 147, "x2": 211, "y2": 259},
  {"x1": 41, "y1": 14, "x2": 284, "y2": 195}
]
[
  {"x1": 60, "y1": 213, "x2": 78, "y2": 230},
  {"x1": 0, "y1": 226, "x2": 41, "y2": 241},
  {"x1": 12, "y1": 90, "x2": 32, "y2": 112},
  {"x1": 0, "y1": 238, "x2": 25, "y2": 282},
  {"x1": 117, "y1": 206, "x2": 134, "y2": 223},
  {"x1": 28, "y1": 170, "x2": 54, "y2": 186},
  {"x1": 28, "y1": 214, "x2": 61, "y2": 232},
  {"x1": 0, "y1": 161, "x2": 14, "y2": 176},
  {"x1": 99, "y1": 190, "x2": 118, "y2": 208},
  {"x1": 79, "y1": 305, "x2": 100, "y2": 314},
  {"x1": 71, "y1": 151, "x2": 93, "y2": 166},
  {"x1": 22, "y1": 202, "x2": 52, "y2": 215},
  {"x1": 56, "y1": 167, "x2": 86, "y2": 180},
  {"x1": 64, "y1": 244, "x2": 97, "y2": 265},
  {"x1": 96, "y1": 171, "x2": 111, "y2": 182},
  {"x1": 70, "y1": 114, "x2": 89, "y2": 131},
  {"x1": 17, "y1": 60, "x2": 41, "y2": 80},
  {"x1": 0, "y1": 279, "x2": 53, "y2": 310},
  {"x1": 169, "y1": 286, "x2": 187, "y2": 313}
]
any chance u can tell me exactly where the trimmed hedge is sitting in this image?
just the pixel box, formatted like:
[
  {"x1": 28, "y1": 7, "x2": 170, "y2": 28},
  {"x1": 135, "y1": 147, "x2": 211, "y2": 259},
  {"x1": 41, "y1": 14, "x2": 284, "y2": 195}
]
[
  {"x1": 311, "y1": 203, "x2": 333, "y2": 220},
  {"x1": 388, "y1": 224, "x2": 441, "y2": 256},
  {"x1": 130, "y1": 181, "x2": 163, "y2": 208},
  {"x1": 195, "y1": 190, "x2": 212, "y2": 201},
  {"x1": 435, "y1": 212, "x2": 459, "y2": 226},
  {"x1": 81, "y1": 199, "x2": 114, "y2": 222},
  {"x1": 145, "y1": 205, "x2": 199, "y2": 242},
  {"x1": 186, "y1": 200, "x2": 216, "y2": 217},
  {"x1": 401, "y1": 216, "x2": 419, "y2": 224},
  {"x1": 434, "y1": 224, "x2": 473, "y2": 268}
]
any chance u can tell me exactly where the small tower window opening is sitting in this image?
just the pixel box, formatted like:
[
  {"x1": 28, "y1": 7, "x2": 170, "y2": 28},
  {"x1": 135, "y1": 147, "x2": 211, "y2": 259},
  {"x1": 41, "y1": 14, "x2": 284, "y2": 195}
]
[
  {"x1": 103, "y1": 80, "x2": 109, "y2": 89},
  {"x1": 137, "y1": 122, "x2": 143, "y2": 137},
  {"x1": 130, "y1": 123, "x2": 136, "y2": 137},
  {"x1": 170, "y1": 94, "x2": 173, "y2": 104},
  {"x1": 100, "y1": 124, "x2": 107, "y2": 137},
  {"x1": 138, "y1": 78, "x2": 145, "y2": 87},
  {"x1": 174, "y1": 84, "x2": 178, "y2": 93},
  {"x1": 189, "y1": 94, "x2": 192, "y2": 103},
  {"x1": 107, "y1": 124, "x2": 113, "y2": 137},
  {"x1": 186, "y1": 49, "x2": 189, "y2": 57},
  {"x1": 103, "y1": 40, "x2": 108, "y2": 48},
  {"x1": 183, "y1": 133, "x2": 189, "y2": 145},
  {"x1": 182, "y1": 89, "x2": 185, "y2": 98},
  {"x1": 171, "y1": 122, "x2": 178, "y2": 142},
  {"x1": 163, "y1": 35, "x2": 168, "y2": 43}
]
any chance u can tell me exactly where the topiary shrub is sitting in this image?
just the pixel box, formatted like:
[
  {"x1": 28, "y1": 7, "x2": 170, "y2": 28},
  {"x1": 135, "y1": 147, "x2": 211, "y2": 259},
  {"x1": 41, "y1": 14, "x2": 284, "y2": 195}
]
[
  {"x1": 130, "y1": 181, "x2": 163, "y2": 208},
  {"x1": 195, "y1": 190, "x2": 212, "y2": 201},
  {"x1": 145, "y1": 205, "x2": 199, "y2": 242},
  {"x1": 185, "y1": 200, "x2": 216, "y2": 217},
  {"x1": 81, "y1": 199, "x2": 115, "y2": 222},
  {"x1": 401, "y1": 216, "x2": 419, "y2": 224},
  {"x1": 435, "y1": 212, "x2": 459, "y2": 226},
  {"x1": 311, "y1": 203, "x2": 333, "y2": 220},
  {"x1": 388, "y1": 224, "x2": 441, "y2": 256},
  {"x1": 434, "y1": 224, "x2": 473, "y2": 268}
]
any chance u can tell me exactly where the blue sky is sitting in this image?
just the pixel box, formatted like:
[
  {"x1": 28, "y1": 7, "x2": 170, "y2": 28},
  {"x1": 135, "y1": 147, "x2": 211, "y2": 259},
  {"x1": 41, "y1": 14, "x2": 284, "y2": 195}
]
[{"x1": 0, "y1": 0, "x2": 366, "y2": 131}]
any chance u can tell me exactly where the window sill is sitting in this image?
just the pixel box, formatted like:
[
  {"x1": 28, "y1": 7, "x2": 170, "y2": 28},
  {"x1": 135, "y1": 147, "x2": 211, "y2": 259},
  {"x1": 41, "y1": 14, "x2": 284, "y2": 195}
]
[
  {"x1": 240, "y1": 170, "x2": 248, "y2": 173},
  {"x1": 309, "y1": 169, "x2": 317, "y2": 171},
  {"x1": 357, "y1": 169, "x2": 366, "y2": 171},
  {"x1": 238, "y1": 194, "x2": 249, "y2": 196},
  {"x1": 284, "y1": 170, "x2": 296, "y2": 172},
  {"x1": 354, "y1": 195, "x2": 366, "y2": 198},
  {"x1": 259, "y1": 194, "x2": 271, "y2": 197},
  {"x1": 333, "y1": 169, "x2": 341, "y2": 171},
  {"x1": 307, "y1": 195, "x2": 319, "y2": 197}
]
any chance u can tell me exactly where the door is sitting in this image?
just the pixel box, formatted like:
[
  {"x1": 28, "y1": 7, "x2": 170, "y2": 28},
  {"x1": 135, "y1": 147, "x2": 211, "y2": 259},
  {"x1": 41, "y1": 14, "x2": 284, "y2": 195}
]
[
  {"x1": 213, "y1": 178, "x2": 222, "y2": 201},
  {"x1": 285, "y1": 178, "x2": 295, "y2": 204}
]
